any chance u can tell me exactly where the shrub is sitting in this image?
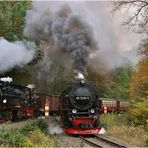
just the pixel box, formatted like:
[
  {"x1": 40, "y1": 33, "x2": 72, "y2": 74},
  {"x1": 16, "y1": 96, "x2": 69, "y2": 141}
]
[
  {"x1": 145, "y1": 137, "x2": 148, "y2": 147},
  {"x1": 32, "y1": 119, "x2": 49, "y2": 134},
  {"x1": 0, "y1": 125, "x2": 30, "y2": 147},
  {"x1": 0, "y1": 119, "x2": 54, "y2": 147},
  {"x1": 128, "y1": 99, "x2": 148, "y2": 127},
  {"x1": 21, "y1": 119, "x2": 48, "y2": 135},
  {"x1": 100, "y1": 113, "x2": 116, "y2": 130},
  {"x1": 26, "y1": 129, "x2": 54, "y2": 147},
  {"x1": 20, "y1": 123, "x2": 37, "y2": 135},
  {"x1": 100, "y1": 113, "x2": 128, "y2": 130}
]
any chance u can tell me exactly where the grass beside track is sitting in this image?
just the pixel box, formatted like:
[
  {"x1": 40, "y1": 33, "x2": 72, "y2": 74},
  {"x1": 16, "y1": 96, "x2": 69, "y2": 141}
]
[
  {"x1": 100, "y1": 113, "x2": 148, "y2": 147},
  {"x1": 107, "y1": 125, "x2": 148, "y2": 147}
]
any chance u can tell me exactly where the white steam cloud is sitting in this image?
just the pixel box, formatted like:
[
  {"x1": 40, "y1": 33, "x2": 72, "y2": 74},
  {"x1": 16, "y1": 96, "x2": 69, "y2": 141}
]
[
  {"x1": 85, "y1": 1, "x2": 142, "y2": 72},
  {"x1": 0, "y1": 77, "x2": 12, "y2": 82},
  {"x1": 48, "y1": 117, "x2": 64, "y2": 134},
  {"x1": 0, "y1": 1, "x2": 143, "y2": 75},
  {"x1": 0, "y1": 38, "x2": 36, "y2": 72},
  {"x1": 48, "y1": 122, "x2": 64, "y2": 135},
  {"x1": 27, "y1": 84, "x2": 35, "y2": 89}
]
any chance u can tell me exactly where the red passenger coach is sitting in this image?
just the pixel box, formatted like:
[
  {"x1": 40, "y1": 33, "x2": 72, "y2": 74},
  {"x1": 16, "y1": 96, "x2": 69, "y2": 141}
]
[
  {"x1": 99, "y1": 98, "x2": 130, "y2": 113},
  {"x1": 99, "y1": 98, "x2": 117, "y2": 112},
  {"x1": 118, "y1": 100, "x2": 130, "y2": 111}
]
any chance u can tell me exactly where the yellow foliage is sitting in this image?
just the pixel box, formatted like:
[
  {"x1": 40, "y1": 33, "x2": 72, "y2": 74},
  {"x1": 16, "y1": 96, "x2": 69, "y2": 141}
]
[
  {"x1": 24, "y1": 129, "x2": 55, "y2": 147},
  {"x1": 128, "y1": 99, "x2": 148, "y2": 126},
  {"x1": 129, "y1": 39, "x2": 148, "y2": 126},
  {"x1": 130, "y1": 41, "x2": 148, "y2": 100}
]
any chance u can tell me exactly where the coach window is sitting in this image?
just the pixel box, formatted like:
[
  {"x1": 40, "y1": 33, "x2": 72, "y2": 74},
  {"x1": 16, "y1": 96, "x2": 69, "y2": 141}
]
[
  {"x1": 121, "y1": 102, "x2": 124, "y2": 106},
  {"x1": 113, "y1": 102, "x2": 116, "y2": 106}
]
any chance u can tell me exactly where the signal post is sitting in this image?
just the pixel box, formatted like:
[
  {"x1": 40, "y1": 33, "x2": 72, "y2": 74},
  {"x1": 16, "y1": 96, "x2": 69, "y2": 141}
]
[
  {"x1": 104, "y1": 106, "x2": 107, "y2": 114},
  {"x1": 45, "y1": 97, "x2": 49, "y2": 118}
]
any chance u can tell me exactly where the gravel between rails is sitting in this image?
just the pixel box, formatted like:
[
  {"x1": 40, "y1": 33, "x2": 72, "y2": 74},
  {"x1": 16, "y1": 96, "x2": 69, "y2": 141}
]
[{"x1": 54, "y1": 133, "x2": 95, "y2": 147}]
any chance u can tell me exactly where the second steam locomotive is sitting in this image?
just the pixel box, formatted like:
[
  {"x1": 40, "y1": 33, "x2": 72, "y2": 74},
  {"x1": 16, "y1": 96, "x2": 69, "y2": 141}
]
[{"x1": 0, "y1": 81, "x2": 40, "y2": 122}]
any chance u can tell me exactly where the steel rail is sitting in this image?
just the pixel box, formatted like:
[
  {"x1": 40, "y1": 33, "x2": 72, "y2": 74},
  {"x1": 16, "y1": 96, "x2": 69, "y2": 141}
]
[
  {"x1": 94, "y1": 134, "x2": 127, "y2": 147},
  {"x1": 80, "y1": 136, "x2": 102, "y2": 147},
  {"x1": 80, "y1": 134, "x2": 128, "y2": 148}
]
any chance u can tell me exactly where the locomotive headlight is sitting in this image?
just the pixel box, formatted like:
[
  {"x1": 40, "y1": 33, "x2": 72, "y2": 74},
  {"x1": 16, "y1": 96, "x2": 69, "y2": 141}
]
[
  {"x1": 3, "y1": 99, "x2": 7, "y2": 104},
  {"x1": 72, "y1": 109, "x2": 77, "y2": 114},
  {"x1": 80, "y1": 79, "x2": 85, "y2": 84},
  {"x1": 90, "y1": 108, "x2": 95, "y2": 114},
  {"x1": 76, "y1": 96, "x2": 80, "y2": 100}
]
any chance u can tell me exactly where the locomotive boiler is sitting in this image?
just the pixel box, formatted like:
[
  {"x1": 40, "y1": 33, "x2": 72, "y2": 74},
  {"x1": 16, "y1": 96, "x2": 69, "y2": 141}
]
[{"x1": 59, "y1": 79, "x2": 101, "y2": 135}]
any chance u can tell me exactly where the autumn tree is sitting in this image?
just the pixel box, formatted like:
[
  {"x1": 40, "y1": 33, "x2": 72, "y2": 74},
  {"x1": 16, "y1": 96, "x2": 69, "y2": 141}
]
[
  {"x1": 128, "y1": 99, "x2": 148, "y2": 126},
  {"x1": 129, "y1": 39, "x2": 148, "y2": 126},
  {"x1": 130, "y1": 39, "x2": 148, "y2": 100},
  {"x1": 112, "y1": 0, "x2": 148, "y2": 33},
  {"x1": 113, "y1": 0, "x2": 148, "y2": 126}
]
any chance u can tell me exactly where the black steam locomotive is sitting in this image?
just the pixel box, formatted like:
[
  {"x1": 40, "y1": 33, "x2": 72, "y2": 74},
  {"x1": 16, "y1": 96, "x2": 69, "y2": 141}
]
[
  {"x1": 0, "y1": 81, "x2": 40, "y2": 122},
  {"x1": 59, "y1": 79, "x2": 101, "y2": 135}
]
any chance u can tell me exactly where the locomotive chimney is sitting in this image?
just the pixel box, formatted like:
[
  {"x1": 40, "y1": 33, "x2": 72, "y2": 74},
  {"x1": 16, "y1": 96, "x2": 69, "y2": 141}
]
[{"x1": 74, "y1": 70, "x2": 85, "y2": 80}]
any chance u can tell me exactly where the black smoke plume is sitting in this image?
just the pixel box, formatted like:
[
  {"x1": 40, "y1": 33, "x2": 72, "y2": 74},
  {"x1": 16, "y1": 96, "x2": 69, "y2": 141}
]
[{"x1": 24, "y1": 2, "x2": 98, "y2": 75}]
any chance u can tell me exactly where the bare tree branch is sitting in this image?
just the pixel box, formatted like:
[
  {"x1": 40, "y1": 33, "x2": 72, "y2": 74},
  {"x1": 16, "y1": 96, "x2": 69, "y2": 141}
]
[{"x1": 112, "y1": 0, "x2": 148, "y2": 33}]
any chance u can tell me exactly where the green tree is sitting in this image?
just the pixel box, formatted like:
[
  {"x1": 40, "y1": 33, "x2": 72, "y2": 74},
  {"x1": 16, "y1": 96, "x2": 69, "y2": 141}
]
[
  {"x1": 0, "y1": 1, "x2": 44, "y2": 85},
  {"x1": 87, "y1": 64, "x2": 133, "y2": 98},
  {"x1": 0, "y1": 1, "x2": 32, "y2": 85},
  {"x1": 0, "y1": 67, "x2": 32, "y2": 85},
  {"x1": 110, "y1": 64, "x2": 133, "y2": 98},
  {"x1": 0, "y1": 1, "x2": 31, "y2": 41}
]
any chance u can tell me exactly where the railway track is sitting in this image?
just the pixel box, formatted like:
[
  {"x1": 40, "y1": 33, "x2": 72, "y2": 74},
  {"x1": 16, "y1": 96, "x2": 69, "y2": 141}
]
[{"x1": 80, "y1": 134, "x2": 128, "y2": 148}]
